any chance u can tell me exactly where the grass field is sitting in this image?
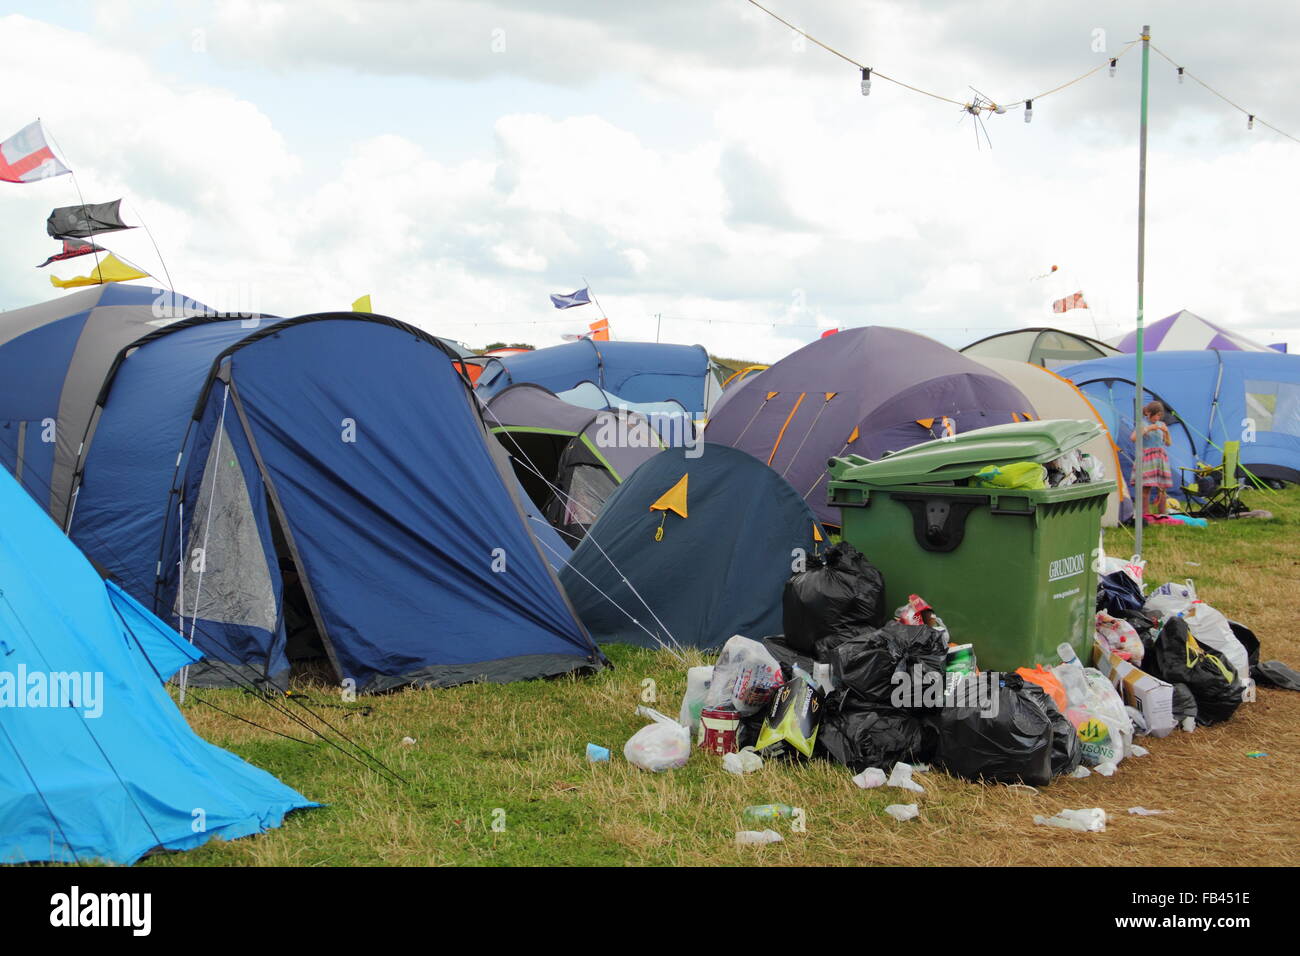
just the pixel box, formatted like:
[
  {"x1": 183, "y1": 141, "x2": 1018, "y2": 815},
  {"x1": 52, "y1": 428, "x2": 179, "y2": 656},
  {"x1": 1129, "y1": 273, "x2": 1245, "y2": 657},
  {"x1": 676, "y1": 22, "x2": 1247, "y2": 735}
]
[{"x1": 156, "y1": 486, "x2": 1300, "y2": 867}]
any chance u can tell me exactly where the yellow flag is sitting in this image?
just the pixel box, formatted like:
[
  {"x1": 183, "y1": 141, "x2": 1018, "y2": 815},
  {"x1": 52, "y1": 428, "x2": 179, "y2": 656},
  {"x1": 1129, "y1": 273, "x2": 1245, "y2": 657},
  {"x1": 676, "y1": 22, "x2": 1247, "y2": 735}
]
[
  {"x1": 649, "y1": 474, "x2": 688, "y2": 518},
  {"x1": 49, "y1": 254, "x2": 148, "y2": 289},
  {"x1": 352, "y1": 294, "x2": 373, "y2": 313}
]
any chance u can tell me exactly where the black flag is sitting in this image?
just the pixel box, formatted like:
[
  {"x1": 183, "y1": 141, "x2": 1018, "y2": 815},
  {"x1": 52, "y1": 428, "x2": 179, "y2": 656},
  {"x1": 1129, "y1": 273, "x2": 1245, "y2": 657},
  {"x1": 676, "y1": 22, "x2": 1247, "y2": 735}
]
[
  {"x1": 46, "y1": 199, "x2": 133, "y2": 239},
  {"x1": 37, "y1": 238, "x2": 107, "y2": 268}
]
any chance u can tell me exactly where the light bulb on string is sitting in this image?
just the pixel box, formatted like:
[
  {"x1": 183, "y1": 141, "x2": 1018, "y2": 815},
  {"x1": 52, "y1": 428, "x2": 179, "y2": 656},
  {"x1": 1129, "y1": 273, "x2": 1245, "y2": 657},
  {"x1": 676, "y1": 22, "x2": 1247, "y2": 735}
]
[
  {"x1": 860, "y1": 67, "x2": 871, "y2": 96},
  {"x1": 1024, "y1": 99, "x2": 1033, "y2": 124},
  {"x1": 1177, "y1": 67, "x2": 1184, "y2": 84},
  {"x1": 1248, "y1": 114, "x2": 1254, "y2": 130},
  {"x1": 1109, "y1": 58, "x2": 1117, "y2": 77}
]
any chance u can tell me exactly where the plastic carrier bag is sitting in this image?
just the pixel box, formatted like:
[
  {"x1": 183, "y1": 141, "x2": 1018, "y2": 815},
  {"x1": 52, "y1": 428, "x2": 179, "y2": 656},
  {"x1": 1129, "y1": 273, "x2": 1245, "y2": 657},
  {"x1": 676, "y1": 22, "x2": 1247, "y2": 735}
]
[
  {"x1": 1095, "y1": 610, "x2": 1145, "y2": 665},
  {"x1": 704, "y1": 636, "x2": 784, "y2": 716},
  {"x1": 624, "y1": 706, "x2": 691, "y2": 772},
  {"x1": 1052, "y1": 661, "x2": 1133, "y2": 766}
]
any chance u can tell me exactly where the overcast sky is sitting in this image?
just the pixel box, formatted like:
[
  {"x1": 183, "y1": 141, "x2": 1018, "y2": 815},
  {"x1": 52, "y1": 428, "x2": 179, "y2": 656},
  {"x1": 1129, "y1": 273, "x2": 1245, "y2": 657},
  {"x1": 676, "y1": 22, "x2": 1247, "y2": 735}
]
[{"x1": 2, "y1": 0, "x2": 1297, "y2": 360}]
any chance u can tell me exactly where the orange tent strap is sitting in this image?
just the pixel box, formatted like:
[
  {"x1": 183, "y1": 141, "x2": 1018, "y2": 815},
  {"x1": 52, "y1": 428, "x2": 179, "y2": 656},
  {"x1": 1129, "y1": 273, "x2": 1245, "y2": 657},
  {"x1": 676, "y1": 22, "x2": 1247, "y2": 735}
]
[{"x1": 768, "y1": 392, "x2": 807, "y2": 465}]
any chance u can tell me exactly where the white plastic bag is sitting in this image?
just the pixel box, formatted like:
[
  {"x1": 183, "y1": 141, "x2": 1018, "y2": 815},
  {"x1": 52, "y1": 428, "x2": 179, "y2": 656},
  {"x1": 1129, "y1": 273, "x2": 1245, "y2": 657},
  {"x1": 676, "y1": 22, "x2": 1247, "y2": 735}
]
[
  {"x1": 1144, "y1": 579, "x2": 1197, "y2": 621},
  {"x1": 1034, "y1": 808, "x2": 1107, "y2": 832},
  {"x1": 884, "y1": 804, "x2": 919, "y2": 822},
  {"x1": 679, "y1": 665, "x2": 714, "y2": 736},
  {"x1": 1053, "y1": 661, "x2": 1133, "y2": 766},
  {"x1": 704, "y1": 635, "x2": 784, "y2": 716},
  {"x1": 624, "y1": 706, "x2": 691, "y2": 772},
  {"x1": 853, "y1": 768, "x2": 887, "y2": 789},
  {"x1": 1100, "y1": 555, "x2": 1146, "y2": 589},
  {"x1": 1182, "y1": 602, "x2": 1250, "y2": 686},
  {"x1": 722, "y1": 748, "x2": 764, "y2": 775},
  {"x1": 887, "y1": 762, "x2": 925, "y2": 793}
]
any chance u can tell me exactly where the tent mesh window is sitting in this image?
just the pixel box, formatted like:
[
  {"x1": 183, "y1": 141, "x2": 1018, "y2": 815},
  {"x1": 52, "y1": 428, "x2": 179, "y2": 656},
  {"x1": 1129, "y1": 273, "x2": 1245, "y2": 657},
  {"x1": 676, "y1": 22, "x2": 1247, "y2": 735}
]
[
  {"x1": 556, "y1": 463, "x2": 616, "y2": 531},
  {"x1": 1246, "y1": 380, "x2": 1300, "y2": 436},
  {"x1": 175, "y1": 423, "x2": 277, "y2": 632}
]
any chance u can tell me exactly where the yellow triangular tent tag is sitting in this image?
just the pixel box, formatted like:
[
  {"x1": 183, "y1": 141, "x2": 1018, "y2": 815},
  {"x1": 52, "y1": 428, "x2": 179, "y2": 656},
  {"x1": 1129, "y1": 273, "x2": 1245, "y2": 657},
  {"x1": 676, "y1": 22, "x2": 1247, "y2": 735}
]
[
  {"x1": 649, "y1": 474, "x2": 688, "y2": 519},
  {"x1": 813, "y1": 523, "x2": 823, "y2": 542},
  {"x1": 352, "y1": 294, "x2": 373, "y2": 312}
]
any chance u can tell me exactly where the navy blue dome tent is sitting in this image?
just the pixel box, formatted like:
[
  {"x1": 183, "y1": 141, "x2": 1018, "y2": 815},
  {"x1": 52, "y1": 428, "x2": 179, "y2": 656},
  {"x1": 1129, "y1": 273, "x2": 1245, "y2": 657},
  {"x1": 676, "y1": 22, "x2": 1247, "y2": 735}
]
[
  {"x1": 19, "y1": 309, "x2": 603, "y2": 693},
  {"x1": 560, "y1": 444, "x2": 825, "y2": 650}
]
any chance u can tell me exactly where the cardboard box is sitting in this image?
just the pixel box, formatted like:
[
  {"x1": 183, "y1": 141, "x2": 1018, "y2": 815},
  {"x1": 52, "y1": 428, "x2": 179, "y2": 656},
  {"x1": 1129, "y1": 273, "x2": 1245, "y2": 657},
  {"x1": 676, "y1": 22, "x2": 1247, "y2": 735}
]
[{"x1": 1092, "y1": 640, "x2": 1176, "y2": 738}]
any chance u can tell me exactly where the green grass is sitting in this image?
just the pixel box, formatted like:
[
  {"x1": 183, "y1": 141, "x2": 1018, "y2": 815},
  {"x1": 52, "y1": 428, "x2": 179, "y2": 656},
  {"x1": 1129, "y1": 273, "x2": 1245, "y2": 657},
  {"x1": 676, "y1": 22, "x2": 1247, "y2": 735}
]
[{"x1": 151, "y1": 486, "x2": 1300, "y2": 867}]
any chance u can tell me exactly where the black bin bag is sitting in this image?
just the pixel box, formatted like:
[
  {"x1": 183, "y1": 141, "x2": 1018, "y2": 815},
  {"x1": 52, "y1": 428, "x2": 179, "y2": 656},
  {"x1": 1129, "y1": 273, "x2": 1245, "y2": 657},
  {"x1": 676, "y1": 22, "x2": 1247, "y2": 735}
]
[
  {"x1": 930, "y1": 674, "x2": 1054, "y2": 786},
  {"x1": 1021, "y1": 683, "x2": 1082, "y2": 778},
  {"x1": 828, "y1": 622, "x2": 947, "y2": 709},
  {"x1": 782, "y1": 542, "x2": 885, "y2": 655},
  {"x1": 817, "y1": 701, "x2": 936, "y2": 772},
  {"x1": 1145, "y1": 617, "x2": 1241, "y2": 725}
]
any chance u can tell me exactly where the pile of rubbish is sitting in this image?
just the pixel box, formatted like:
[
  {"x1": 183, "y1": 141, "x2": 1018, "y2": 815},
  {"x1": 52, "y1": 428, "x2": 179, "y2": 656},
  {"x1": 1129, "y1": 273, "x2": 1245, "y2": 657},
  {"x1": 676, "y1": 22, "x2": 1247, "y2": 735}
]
[{"x1": 609, "y1": 541, "x2": 1300, "y2": 802}]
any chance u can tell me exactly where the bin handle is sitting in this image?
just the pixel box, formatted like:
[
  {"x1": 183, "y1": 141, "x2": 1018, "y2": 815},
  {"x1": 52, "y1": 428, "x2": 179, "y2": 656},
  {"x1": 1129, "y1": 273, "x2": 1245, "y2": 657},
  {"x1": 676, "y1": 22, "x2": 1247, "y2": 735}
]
[
  {"x1": 989, "y1": 497, "x2": 1034, "y2": 516},
  {"x1": 889, "y1": 493, "x2": 987, "y2": 553}
]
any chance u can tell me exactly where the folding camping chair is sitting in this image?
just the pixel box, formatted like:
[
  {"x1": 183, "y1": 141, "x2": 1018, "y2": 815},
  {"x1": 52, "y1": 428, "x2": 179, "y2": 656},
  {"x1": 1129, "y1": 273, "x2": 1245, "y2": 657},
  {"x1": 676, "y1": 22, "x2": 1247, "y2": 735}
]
[{"x1": 1179, "y1": 440, "x2": 1247, "y2": 518}]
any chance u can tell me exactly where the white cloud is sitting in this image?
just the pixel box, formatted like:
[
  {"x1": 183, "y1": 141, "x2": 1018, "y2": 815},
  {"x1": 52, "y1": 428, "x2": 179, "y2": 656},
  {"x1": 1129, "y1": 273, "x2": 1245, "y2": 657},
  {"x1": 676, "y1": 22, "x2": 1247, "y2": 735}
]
[{"x1": 1, "y1": 2, "x2": 1297, "y2": 360}]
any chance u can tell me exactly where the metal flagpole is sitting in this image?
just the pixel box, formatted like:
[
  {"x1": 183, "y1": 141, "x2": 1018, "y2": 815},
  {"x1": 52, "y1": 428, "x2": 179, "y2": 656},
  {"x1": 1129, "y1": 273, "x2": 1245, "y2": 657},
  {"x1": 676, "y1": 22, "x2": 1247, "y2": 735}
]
[{"x1": 1134, "y1": 25, "x2": 1151, "y2": 555}]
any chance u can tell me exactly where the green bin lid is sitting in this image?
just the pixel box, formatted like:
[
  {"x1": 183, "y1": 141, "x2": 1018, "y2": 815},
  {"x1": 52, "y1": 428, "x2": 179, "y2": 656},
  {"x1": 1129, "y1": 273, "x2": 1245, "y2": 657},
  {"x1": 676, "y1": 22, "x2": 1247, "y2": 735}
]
[{"x1": 828, "y1": 418, "x2": 1103, "y2": 486}]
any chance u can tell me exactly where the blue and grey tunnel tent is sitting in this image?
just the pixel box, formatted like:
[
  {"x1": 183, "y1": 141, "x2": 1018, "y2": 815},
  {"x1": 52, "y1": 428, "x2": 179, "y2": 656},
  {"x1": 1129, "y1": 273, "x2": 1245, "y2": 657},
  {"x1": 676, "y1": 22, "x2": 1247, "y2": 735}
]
[
  {"x1": 0, "y1": 466, "x2": 315, "y2": 865},
  {"x1": 1059, "y1": 349, "x2": 1300, "y2": 488},
  {"x1": 0, "y1": 284, "x2": 214, "y2": 518},
  {"x1": 473, "y1": 339, "x2": 725, "y2": 417},
  {"x1": 560, "y1": 444, "x2": 825, "y2": 650},
  {"x1": 483, "y1": 382, "x2": 675, "y2": 543},
  {"x1": 54, "y1": 312, "x2": 602, "y2": 693}
]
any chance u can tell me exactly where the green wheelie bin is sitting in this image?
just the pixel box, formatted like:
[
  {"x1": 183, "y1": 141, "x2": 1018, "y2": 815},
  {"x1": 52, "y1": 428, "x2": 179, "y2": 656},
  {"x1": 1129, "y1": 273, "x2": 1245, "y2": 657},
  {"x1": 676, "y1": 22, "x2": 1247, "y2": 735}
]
[{"x1": 826, "y1": 419, "x2": 1116, "y2": 672}]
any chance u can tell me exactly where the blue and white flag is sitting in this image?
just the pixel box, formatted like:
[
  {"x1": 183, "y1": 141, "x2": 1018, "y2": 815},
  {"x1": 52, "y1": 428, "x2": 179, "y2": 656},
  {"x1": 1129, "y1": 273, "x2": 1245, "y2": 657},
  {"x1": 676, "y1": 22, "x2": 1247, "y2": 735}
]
[{"x1": 550, "y1": 287, "x2": 591, "y2": 310}]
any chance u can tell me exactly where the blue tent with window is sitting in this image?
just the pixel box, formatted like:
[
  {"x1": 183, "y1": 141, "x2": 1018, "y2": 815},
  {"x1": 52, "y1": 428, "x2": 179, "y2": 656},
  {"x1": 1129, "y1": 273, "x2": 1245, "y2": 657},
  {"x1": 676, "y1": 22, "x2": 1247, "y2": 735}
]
[
  {"x1": 5, "y1": 304, "x2": 602, "y2": 693},
  {"x1": 0, "y1": 466, "x2": 315, "y2": 864},
  {"x1": 560, "y1": 444, "x2": 825, "y2": 650},
  {"x1": 1059, "y1": 349, "x2": 1300, "y2": 489},
  {"x1": 474, "y1": 340, "x2": 722, "y2": 417}
]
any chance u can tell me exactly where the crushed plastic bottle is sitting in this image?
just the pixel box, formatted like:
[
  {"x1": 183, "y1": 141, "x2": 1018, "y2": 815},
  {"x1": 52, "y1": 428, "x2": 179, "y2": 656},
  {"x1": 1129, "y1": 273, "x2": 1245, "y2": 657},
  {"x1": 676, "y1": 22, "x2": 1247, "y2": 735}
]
[
  {"x1": 884, "y1": 803, "x2": 919, "y2": 822},
  {"x1": 852, "y1": 768, "x2": 887, "y2": 789},
  {"x1": 1033, "y1": 808, "x2": 1107, "y2": 832},
  {"x1": 742, "y1": 804, "x2": 795, "y2": 823},
  {"x1": 887, "y1": 762, "x2": 925, "y2": 793},
  {"x1": 735, "y1": 829, "x2": 783, "y2": 845}
]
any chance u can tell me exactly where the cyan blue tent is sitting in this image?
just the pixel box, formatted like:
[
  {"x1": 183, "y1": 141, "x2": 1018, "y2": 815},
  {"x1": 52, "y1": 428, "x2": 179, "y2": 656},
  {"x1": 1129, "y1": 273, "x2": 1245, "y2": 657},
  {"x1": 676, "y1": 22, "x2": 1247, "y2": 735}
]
[
  {"x1": 0, "y1": 466, "x2": 315, "y2": 865},
  {"x1": 0, "y1": 285, "x2": 213, "y2": 518},
  {"x1": 474, "y1": 340, "x2": 722, "y2": 416},
  {"x1": 560, "y1": 444, "x2": 825, "y2": 650},
  {"x1": 63, "y1": 313, "x2": 602, "y2": 692},
  {"x1": 1059, "y1": 350, "x2": 1300, "y2": 488}
]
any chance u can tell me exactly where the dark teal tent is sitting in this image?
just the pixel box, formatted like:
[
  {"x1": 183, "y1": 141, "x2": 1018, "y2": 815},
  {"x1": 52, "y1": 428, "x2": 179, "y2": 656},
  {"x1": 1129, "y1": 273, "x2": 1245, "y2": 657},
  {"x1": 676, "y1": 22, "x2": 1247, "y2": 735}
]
[{"x1": 560, "y1": 444, "x2": 824, "y2": 650}]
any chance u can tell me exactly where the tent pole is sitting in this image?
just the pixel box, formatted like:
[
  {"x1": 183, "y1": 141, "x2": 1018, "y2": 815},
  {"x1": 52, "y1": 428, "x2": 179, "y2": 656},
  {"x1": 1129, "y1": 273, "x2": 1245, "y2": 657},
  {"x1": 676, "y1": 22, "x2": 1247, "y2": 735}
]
[{"x1": 1133, "y1": 25, "x2": 1151, "y2": 556}]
